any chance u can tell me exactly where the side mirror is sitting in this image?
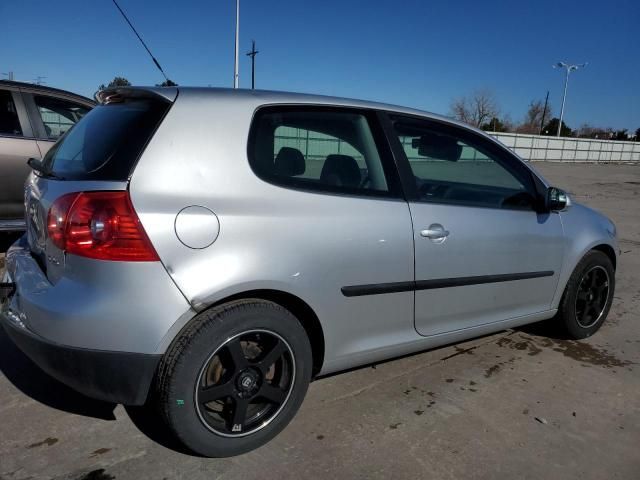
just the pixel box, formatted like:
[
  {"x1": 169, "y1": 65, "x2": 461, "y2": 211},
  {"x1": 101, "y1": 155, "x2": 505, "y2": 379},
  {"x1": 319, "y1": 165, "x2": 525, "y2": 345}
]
[
  {"x1": 27, "y1": 157, "x2": 43, "y2": 170},
  {"x1": 545, "y1": 187, "x2": 570, "y2": 212}
]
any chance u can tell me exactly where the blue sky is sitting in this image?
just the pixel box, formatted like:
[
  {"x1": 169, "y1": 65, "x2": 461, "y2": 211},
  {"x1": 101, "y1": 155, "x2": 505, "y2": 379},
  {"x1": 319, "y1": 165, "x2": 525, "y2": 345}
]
[{"x1": 1, "y1": 0, "x2": 638, "y2": 130}]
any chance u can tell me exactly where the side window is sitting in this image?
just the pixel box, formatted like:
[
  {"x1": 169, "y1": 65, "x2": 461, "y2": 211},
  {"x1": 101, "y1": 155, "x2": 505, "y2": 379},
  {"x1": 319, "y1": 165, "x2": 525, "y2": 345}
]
[
  {"x1": 0, "y1": 89, "x2": 23, "y2": 136},
  {"x1": 391, "y1": 118, "x2": 536, "y2": 210},
  {"x1": 34, "y1": 95, "x2": 90, "y2": 140},
  {"x1": 251, "y1": 109, "x2": 394, "y2": 196}
]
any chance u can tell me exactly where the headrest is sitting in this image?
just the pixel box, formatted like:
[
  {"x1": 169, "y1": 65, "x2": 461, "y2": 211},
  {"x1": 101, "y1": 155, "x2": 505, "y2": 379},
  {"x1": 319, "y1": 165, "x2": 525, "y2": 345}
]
[
  {"x1": 275, "y1": 147, "x2": 305, "y2": 176},
  {"x1": 320, "y1": 154, "x2": 361, "y2": 187}
]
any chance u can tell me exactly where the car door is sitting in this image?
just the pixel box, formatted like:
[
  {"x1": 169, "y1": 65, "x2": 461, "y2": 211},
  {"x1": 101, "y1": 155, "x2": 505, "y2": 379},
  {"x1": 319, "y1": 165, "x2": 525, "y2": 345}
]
[
  {"x1": 131, "y1": 103, "x2": 417, "y2": 369},
  {"x1": 383, "y1": 113, "x2": 564, "y2": 336},
  {"x1": 0, "y1": 88, "x2": 41, "y2": 226}
]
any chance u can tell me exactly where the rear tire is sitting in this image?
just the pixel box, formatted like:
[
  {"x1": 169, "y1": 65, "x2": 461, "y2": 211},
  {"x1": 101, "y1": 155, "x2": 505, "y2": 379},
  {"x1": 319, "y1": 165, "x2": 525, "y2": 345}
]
[
  {"x1": 154, "y1": 299, "x2": 312, "y2": 457},
  {"x1": 556, "y1": 250, "x2": 615, "y2": 339}
]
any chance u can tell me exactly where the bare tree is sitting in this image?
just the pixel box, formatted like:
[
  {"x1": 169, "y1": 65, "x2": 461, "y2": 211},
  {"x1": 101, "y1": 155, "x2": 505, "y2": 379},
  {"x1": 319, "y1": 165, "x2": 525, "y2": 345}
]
[
  {"x1": 517, "y1": 100, "x2": 551, "y2": 134},
  {"x1": 450, "y1": 89, "x2": 499, "y2": 128},
  {"x1": 576, "y1": 124, "x2": 614, "y2": 139},
  {"x1": 98, "y1": 76, "x2": 131, "y2": 91}
]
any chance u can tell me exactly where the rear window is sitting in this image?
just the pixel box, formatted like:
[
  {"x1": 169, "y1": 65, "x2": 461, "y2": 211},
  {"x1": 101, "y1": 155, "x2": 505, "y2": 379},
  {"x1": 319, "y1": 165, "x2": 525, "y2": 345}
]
[
  {"x1": 42, "y1": 98, "x2": 170, "y2": 180},
  {"x1": 249, "y1": 106, "x2": 401, "y2": 198}
]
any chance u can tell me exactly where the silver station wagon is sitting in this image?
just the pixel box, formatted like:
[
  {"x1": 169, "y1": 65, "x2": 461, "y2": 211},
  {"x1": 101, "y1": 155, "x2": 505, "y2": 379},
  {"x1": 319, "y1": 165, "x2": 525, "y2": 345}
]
[{"x1": 0, "y1": 87, "x2": 618, "y2": 457}]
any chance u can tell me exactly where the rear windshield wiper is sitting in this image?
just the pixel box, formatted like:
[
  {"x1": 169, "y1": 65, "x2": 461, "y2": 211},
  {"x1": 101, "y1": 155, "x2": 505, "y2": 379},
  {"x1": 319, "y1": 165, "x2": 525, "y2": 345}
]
[{"x1": 27, "y1": 158, "x2": 65, "y2": 180}]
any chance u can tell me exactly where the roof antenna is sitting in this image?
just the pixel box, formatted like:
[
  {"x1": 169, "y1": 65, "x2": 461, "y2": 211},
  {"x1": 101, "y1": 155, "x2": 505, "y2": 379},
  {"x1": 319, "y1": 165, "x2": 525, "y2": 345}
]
[{"x1": 111, "y1": 0, "x2": 170, "y2": 82}]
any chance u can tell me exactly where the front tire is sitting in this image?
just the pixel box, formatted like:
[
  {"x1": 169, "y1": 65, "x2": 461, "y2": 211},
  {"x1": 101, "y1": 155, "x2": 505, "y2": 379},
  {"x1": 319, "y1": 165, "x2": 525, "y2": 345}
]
[
  {"x1": 155, "y1": 299, "x2": 312, "y2": 457},
  {"x1": 556, "y1": 250, "x2": 615, "y2": 339}
]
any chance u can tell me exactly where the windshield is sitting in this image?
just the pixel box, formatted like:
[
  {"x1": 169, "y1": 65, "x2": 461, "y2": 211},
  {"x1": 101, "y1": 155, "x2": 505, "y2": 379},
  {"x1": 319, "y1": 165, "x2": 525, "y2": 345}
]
[{"x1": 42, "y1": 98, "x2": 170, "y2": 180}]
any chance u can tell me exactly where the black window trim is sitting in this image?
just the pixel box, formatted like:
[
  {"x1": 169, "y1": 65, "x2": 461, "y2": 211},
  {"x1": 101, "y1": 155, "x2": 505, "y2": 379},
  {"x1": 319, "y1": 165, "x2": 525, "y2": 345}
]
[
  {"x1": 378, "y1": 111, "x2": 545, "y2": 212},
  {"x1": 0, "y1": 89, "x2": 34, "y2": 139},
  {"x1": 247, "y1": 104, "x2": 407, "y2": 201}
]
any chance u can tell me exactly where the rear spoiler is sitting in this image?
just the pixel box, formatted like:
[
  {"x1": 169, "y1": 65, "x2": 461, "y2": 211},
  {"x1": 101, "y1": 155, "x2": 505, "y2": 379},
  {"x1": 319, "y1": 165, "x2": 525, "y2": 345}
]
[{"x1": 95, "y1": 86, "x2": 177, "y2": 105}]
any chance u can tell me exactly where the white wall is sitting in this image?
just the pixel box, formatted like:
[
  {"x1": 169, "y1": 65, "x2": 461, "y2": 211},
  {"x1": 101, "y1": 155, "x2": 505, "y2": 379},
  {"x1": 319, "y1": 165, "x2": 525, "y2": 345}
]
[{"x1": 489, "y1": 132, "x2": 640, "y2": 163}]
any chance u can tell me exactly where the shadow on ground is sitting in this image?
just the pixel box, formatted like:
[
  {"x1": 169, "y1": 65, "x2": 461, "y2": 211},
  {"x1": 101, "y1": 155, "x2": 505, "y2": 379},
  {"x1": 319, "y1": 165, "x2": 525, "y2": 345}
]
[
  {"x1": 516, "y1": 318, "x2": 571, "y2": 340},
  {"x1": 0, "y1": 327, "x2": 194, "y2": 454},
  {"x1": 124, "y1": 405, "x2": 196, "y2": 456},
  {"x1": 0, "y1": 327, "x2": 117, "y2": 421}
]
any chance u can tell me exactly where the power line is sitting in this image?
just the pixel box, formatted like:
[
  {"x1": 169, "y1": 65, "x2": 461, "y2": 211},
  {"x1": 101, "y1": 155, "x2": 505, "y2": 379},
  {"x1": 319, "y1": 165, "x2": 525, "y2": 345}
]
[
  {"x1": 111, "y1": 0, "x2": 169, "y2": 82},
  {"x1": 2, "y1": 71, "x2": 48, "y2": 84}
]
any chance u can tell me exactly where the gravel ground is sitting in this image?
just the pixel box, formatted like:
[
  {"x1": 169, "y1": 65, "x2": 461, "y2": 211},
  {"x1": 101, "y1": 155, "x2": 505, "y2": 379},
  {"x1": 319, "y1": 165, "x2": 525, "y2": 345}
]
[{"x1": 0, "y1": 163, "x2": 639, "y2": 480}]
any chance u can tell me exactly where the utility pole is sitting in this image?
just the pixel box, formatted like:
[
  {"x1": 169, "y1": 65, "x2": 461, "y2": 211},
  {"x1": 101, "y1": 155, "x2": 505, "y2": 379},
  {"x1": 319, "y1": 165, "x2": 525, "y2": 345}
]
[
  {"x1": 233, "y1": 0, "x2": 240, "y2": 88},
  {"x1": 246, "y1": 40, "x2": 259, "y2": 89},
  {"x1": 34, "y1": 76, "x2": 47, "y2": 85},
  {"x1": 553, "y1": 62, "x2": 587, "y2": 137},
  {"x1": 1, "y1": 71, "x2": 15, "y2": 80},
  {"x1": 539, "y1": 90, "x2": 549, "y2": 135}
]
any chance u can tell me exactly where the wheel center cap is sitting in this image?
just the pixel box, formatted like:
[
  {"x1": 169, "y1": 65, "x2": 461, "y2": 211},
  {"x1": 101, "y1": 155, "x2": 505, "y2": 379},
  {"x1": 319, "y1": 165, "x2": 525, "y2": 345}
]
[{"x1": 237, "y1": 369, "x2": 260, "y2": 393}]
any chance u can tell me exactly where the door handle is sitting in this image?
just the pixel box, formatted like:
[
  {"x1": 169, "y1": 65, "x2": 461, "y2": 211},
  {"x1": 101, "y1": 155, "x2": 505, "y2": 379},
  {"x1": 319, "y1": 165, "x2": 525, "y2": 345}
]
[
  {"x1": 420, "y1": 229, "x2": 449, "y2": 239},
  {"x1": 420, "y1": 224, "x2": 450, "y2": 241}
]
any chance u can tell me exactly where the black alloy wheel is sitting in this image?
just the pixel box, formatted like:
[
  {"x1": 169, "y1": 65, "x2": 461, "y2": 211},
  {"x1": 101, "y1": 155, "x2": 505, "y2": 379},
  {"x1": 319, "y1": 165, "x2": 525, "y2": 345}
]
[
  {"x1": 574, "y1": 265, "x2": 610, "y2": 329},
  {"x1": 155, "y1": 299, "x2": 312, "y2": 457},
  {"x1": 195, "y1": 330, "x2": 295, "y2": 437},
  {"x1": 556, "y1": 250, "x2": 615, "y2": 339}
]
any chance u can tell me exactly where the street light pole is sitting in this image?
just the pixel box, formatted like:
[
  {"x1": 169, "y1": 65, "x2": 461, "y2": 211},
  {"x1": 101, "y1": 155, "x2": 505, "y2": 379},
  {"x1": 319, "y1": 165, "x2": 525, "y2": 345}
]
[
  {"x1": 557, "y1": 67, "x2": 570, "y2": 137},
  {"x1": 553, "y1": 62, "x2": 587, "y2": 137},
  {"x1": 233, "y1": 0, "x2": 240, "y2": 89}
]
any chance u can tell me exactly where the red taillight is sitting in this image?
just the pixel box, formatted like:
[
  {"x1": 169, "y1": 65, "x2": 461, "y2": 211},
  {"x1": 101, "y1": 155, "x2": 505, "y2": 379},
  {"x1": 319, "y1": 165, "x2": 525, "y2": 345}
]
[{"x1": 47, "y1": 191, "x2": 159, "y2": 262}]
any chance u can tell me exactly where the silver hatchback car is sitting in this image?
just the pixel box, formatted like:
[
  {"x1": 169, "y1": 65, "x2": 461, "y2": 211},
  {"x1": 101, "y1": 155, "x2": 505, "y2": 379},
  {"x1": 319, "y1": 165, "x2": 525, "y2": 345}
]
[{"x1": 1, "y1": 87, "x2": 618, "y2": 457}]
